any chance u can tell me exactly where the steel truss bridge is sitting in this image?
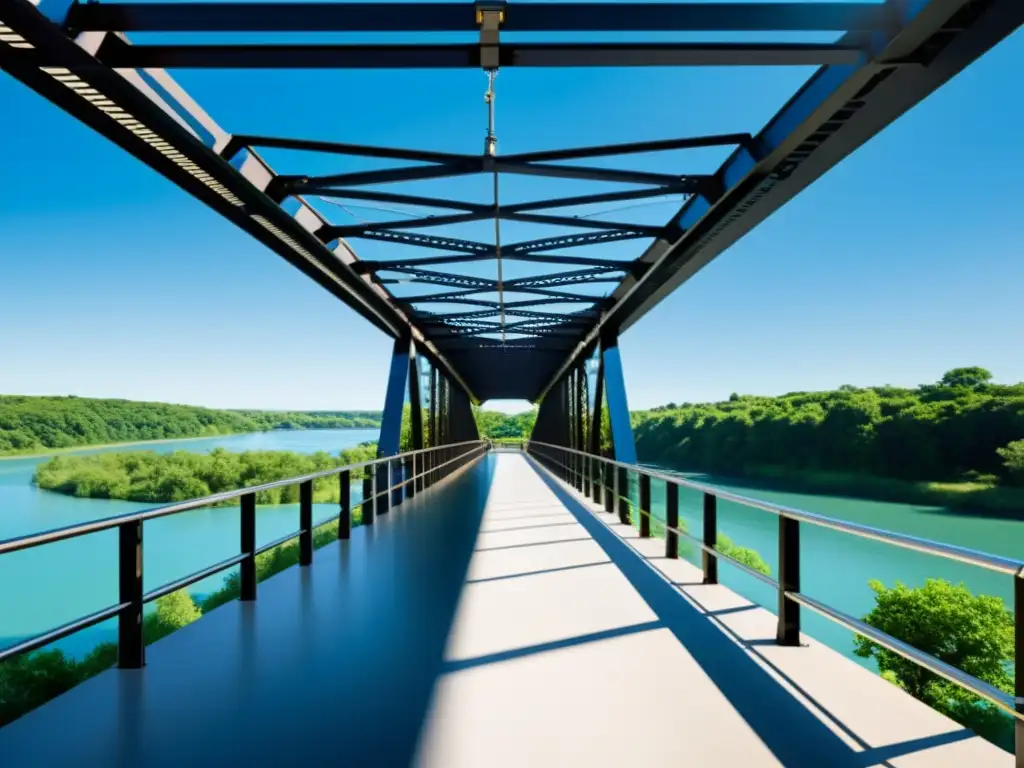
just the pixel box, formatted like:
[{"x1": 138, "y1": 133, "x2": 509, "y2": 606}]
[
  {"x1": 2, "y1": 0, "x2": 1020, "y2": 434},
  {"x1": 0, "y1": 2, "x2": 1022, "y2": 765}
]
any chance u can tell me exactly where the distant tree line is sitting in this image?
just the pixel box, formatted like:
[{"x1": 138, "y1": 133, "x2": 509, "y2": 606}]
[
  {"x1": 633, "y1": 368, "x2": 1024, "y2": 485},
  {"x1": 474, "y1": 408, "x2": 537, "y2": 440},
  {"x1": 0, "y1": 395, "x2": 382, "y2": 455}
]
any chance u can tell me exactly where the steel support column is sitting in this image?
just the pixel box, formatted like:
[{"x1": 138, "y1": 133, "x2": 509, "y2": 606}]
[
  {"x1": 600, "y1": 332, "x2": 637, "y2": 463},
  {"x1": 589, "y1": 353, "x2": 605, "y2": 504},
  {"x1": 378, "y1": 335, "x2": 411, "y2": 458},
  {"x1": 409, "y1": 344, "x2": 424, "y2": 452},
  {"x1": 574, "y1": 363, "x2": 586, "y2": 491}
]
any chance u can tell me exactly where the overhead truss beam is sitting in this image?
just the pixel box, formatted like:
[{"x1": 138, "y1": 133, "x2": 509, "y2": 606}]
[
  {"x1": 91, "y1": 41, "x2": 868, "y2": 69},
  {"x1": 353, "y1": 253, "x2": 636, "y2": 274},
  {"x1": 66, "y1": 3, "x2": 895, "y2": 32}
]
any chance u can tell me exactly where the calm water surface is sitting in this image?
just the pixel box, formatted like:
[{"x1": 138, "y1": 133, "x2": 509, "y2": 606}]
[{"x1": 0, "y1": 429, "x2": 377, "y2": 655}]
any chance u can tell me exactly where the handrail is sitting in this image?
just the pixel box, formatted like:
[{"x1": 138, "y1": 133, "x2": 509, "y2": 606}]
[
  {"x1": 525, "y1": 440, "x2": 1024, "y2": 577},
  {"x1": 0, "y1": 439, "x2": 489, "y2": 667},
  {"x1": 523, "y1": 439, "x2": 1024, "y2": 724},
  {"x1": 0, "y1": 439, "x2": 484, "y2": 557}
]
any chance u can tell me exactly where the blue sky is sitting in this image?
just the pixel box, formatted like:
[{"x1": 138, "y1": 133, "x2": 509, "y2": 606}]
[{"x1": 0, "y1": 17, "x2": 1021, "y2": 413}]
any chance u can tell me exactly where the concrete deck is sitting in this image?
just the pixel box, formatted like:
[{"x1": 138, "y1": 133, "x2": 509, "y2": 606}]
[{"x1": 0, "y1": 453, "x2": 1010, "y2": 766}]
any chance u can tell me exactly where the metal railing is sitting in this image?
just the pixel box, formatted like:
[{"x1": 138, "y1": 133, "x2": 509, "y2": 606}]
[
  {"x1": 0, "y1": 439, "x2": 488, "y2": 668},
  {"x1": 525, "y1": 439, "x2": 1024, "y2": 731}
]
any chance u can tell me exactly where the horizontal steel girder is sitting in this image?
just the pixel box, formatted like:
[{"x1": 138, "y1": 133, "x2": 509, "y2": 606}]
[
  {"x1": 327, "y1": 213, "x2": 663, "y2": 239},
  {"x1": 66, "y1": 3, "x2": 896, "y2": 33},
  {"x1": 353, "y1": 253, "x2": 636, "y2": 274},
  {"x1": 91, "y1": 41, "x2": 868, "y2": 69}
]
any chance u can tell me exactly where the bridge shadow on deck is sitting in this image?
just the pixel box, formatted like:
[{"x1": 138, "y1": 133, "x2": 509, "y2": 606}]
[{"x1": 0, "y1": 456, "x2": 496, "y2": 768}]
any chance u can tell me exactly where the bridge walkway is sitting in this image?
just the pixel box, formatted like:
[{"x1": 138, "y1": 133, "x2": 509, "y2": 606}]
[{"x1": 0, "y1": 453, "x2": 1008, "y2": 766}]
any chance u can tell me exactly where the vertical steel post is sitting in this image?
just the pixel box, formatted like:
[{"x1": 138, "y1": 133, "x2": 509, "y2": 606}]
[
  {"x1": 703, "y1": 492, "x2": 718, "y2": 584},
  {"x1": 363, "y1": 474, "x2": 375, "y2": 526},
  {"x1": 575, "y1": 364, "x2": 586, "y2": 492},
  {"x1": 117, "y1": 520, "x2": 144, "y2": 668},
  {"x1": 377, "y1": 463, "x2": 390, "y2": 515},
  {"x1": 616, "y1": 466, "x2": 629, "y2": 525},
  {"x1": 604, "y1": 462, "x2": 614, "y2": 513},
  {"x1": 339, "y1": 469, "x2": 351, "y2": 539},
  {"x1": 665, "y1": 483, "x2": 679, "y2": 558},
  {"x1": 777, "y1": 516, "x2": 801, "y2": 646},
  {"x1": 429, "y1": 365, "x2": 438, "y2": 487},
  {"x1": 409, "y1": 343, "x2": 424, "y2": 454},
  {"x1": 299, "y1": 479, "x2": 313, "y2": 566},
  {"x1": 406, "y1": 455, "x2": 415, "y2": 500},
  {"x1": 390, "y1": 458, "x2": 402, "y2": 509},
  {"x1": 638, "y1": 473, "x2": 651, "y2": 538},
  {"x1": 240, "y1": 493, "x2": 256, "y2": 601}
]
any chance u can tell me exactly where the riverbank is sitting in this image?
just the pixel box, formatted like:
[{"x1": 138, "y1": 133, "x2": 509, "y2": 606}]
[
  {"x1": 0, "y1": 433, "x2": 245, "y2": 461},
  {"x1": 0, "y1": 427, "x2": 377, "y2": 461},
  {"x1": 682, "y1": 464, "x2": 1024, "y2": 516}
]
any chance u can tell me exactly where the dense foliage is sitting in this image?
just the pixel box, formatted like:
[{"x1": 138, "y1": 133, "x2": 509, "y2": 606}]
[
  {"x1": 856, "y1": 579, "x2": 1015, "y2": 749},
  {"x1": 0, "y1": 507, "x2": 363, "y2": 728},
  {"x1": 0, "y1": 395, "x2": 381, "y2": 455},
  {"x1": 34, "y1": 444, "x2": 379, "y2": 503},
  {"x1": 0, "y1": 589, "x2": 204, "y2": 727},
  {"x1": 474, "y1": 409, "x2": 537, "y2": 440},
  {"x1": 633, "y1": 368, "x2": 1024, "y2": 485}
]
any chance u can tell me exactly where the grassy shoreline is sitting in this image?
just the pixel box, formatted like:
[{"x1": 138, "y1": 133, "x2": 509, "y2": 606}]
[
  {"x1": 679, "y1": 464, "x2": 1024, "y2": 516},
  {"x1": 0, "y1": 427, "x2": 377, "y2": 462}
]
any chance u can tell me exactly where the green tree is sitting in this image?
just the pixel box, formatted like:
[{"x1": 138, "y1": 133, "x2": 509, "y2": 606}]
[
  {"x1": 144, "y1": 590, "x2": 202, "y2": 643},
  {"x1": 996, "y1": 440, "x2": 1024, "y2": 485},
  {"x1": 939, "y1": 367, "x2": 993, "y2": 390},
  {"x1": 854, "y1": 579, "x2": 1014, "y2": 748}
]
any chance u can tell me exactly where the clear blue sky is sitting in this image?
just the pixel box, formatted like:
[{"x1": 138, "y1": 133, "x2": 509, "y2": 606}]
[{"x1": 1, "y1": 17, "x2": 1020, "y2": 413}]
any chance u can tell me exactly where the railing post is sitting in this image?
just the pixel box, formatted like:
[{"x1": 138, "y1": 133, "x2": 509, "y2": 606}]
[
  {"x1": 702, "y1": 492, "x2": 718, "y2": 584},
  {"x1": 299, "y1": 480, "x2": 313, "y2": 566},
  {"x1": 582, "y1": 454, "x2": 590, "y2": 497},
  {"x1": 339, "y1": 469, "x2": 351, "y2": 539},
  {"x1": 240, "y1": 493, "x2": 256, "y2": 601},
  {"x1": 363, "y1": 474, "x2": 375, "y2": 526},
  {"x1": 378, "y1": 463, "x2": 390, "y2": 515},
  {"x1": 616, "y1": 466, "x2": 629, "y2": 525},
  {"x1": 593, "y1": 458, "x2": 603, "y2": 504},
  {"x1": 406, "y1": 455, "x2": 415, "y2": 500},
  {"x1": 666, "y1": 483, "x2": 679, "y2": 558},
  {"x1": 117, "y1": 520, "x2": 144, "y2": 669},
  {"x1": 639, "y1": 473, "x2": 651, "y2": 538},
  {"x1": 391, "y1": 458, "x2": 402, "y2": 508},
  {"x1": 1016, "y1": 576, "x2": 1023, "y2": 767},
  {"x1": 777, "y1": 516, "x2": 801, "y2": 646},
  {"x1": 604, "y1": 462, "x2": 614, "y2": 513}
]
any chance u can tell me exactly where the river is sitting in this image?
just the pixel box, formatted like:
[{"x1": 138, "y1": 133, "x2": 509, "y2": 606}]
[
  {"x1": 1, "y1": 433, "x2": 1020, "y2": 669},
  {"x1": 0, "y1": 429, "x2": 378, "y2": 656}
]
